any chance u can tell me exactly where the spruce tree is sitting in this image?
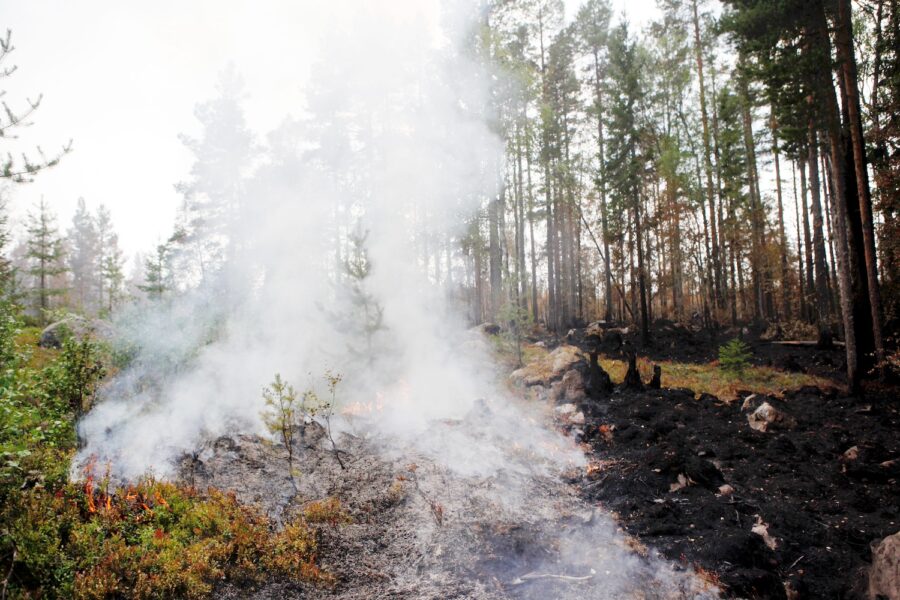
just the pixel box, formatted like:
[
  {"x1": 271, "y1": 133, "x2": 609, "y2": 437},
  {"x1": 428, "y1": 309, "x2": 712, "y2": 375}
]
[{"x1": 25, "y1": 198, "x2": 67, "y2": 320}]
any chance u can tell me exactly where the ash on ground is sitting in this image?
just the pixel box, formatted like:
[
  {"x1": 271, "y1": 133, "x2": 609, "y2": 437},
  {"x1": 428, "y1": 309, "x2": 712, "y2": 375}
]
[{"x1": 185, "y1": 405, "x2": 717, "y2": 599}]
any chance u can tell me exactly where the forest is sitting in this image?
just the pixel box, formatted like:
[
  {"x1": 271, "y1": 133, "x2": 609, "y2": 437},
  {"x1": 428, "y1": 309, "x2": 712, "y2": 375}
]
[{"x1": 0, "y1": 0, "x2": 898, "y2": 598}]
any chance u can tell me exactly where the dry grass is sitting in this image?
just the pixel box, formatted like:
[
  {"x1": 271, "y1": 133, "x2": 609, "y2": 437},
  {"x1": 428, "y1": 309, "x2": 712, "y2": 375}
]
[{"x1": 515, "y1": 343, "x2": 838, "y2": 401}]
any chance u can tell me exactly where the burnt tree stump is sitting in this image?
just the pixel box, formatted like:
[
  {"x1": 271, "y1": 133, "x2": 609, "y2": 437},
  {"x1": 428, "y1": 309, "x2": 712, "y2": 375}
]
[
  {"x1": 622, "y1": 346, "x2": 644, "y2": 390},
  {"x1": 648, "y1": 364, "x2": 662, "y2": 389},
  {"x1": 586, "y1": 351, "x2": 614, "y2": 396}
]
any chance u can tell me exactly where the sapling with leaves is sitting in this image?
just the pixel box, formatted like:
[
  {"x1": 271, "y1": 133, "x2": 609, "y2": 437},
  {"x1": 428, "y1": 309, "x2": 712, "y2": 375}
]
[
  {"x1": 261, "y1": 374, "x2": 301, "y2": 489},
  {"x1": 302, "y1": 369, "x2": 347, "y2": 470}
]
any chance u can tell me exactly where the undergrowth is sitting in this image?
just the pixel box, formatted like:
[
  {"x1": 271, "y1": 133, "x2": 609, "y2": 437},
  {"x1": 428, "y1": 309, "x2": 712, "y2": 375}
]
[
  {"x1": 510, "y1": 340, "x2": 837, "y2": 401},
  {"x1": 0, "y1": 303, "x2": 335, "y2": 599}
]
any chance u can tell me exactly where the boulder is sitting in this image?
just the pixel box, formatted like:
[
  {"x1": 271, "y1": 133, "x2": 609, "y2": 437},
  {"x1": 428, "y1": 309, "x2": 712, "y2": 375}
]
[
  {"x1": 550, "y1": 369, "x2": 586, "y2": 404},
  {"x1": 474, "y1": 322, "x2": 500, "y2": 336},
  {"x1": 748, "y1": 402, "x2": 797, "y2": 433},
  {"x1": 869, "y1": 531, "x2": 900, "y2": 599},
  {"x1": 509, "y1": 344, "x2": 585, "y2": 387},
  {"x1": 553, "y1": 403, "x2": 585, "y2": 425}
]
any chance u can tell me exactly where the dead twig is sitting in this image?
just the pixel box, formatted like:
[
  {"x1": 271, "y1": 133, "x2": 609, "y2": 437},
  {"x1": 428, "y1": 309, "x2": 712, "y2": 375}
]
[{"x1": 405, "y1": 464, "x2": 444, "y2": 526}]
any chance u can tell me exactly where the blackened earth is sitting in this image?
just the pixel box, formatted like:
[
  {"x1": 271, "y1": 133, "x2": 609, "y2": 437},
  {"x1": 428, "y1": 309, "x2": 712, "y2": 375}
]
[{"x1": 557, "y1": 328, "x2": 900, "y2": 599}]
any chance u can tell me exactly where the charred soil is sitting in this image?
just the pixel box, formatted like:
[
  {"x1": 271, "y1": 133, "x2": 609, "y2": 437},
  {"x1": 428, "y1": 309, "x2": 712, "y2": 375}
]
[{"x1": 559, "y1": 326, "x2": 900, "y2": 599}]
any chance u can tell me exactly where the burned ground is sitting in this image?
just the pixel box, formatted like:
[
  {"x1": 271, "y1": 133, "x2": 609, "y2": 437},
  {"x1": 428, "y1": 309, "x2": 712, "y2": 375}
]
[
  {"x1": 199, "y1": 416, "x2": 716, "y2": 599},
  {"x1": 552, "y1": 325, "x2": 900, "y2": 599}
]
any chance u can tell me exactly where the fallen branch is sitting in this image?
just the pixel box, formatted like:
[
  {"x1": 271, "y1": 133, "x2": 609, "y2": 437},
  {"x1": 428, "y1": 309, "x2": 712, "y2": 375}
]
[
  {"x1": 1, "y1": 547, "x2": 17, "y2": 600},
  {"x1": 769, "y1": 340, "x2": 845, "y2": 348},
  {"x1": 510, "y1": 571, "x2": 594, "y2": 585}
]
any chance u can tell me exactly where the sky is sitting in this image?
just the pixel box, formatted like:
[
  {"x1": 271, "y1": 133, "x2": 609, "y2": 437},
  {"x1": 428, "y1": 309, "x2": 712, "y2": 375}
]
[{"x1": 2, "y1": 0, "x2": 660, "y2": 260}]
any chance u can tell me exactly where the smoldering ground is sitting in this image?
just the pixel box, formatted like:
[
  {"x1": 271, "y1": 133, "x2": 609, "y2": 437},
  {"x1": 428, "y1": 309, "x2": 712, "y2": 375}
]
[{"x1": 73, "y1": 0, "x2": 718, "y2": 596}]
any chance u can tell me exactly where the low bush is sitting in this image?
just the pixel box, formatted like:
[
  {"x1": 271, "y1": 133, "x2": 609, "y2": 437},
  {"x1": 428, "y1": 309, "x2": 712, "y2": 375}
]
[{"x1": 1, "y1": 304, "x2": 334, "y2": 599}]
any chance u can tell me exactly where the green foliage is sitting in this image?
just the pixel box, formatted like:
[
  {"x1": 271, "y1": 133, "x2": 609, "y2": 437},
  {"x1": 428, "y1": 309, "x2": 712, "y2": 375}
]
[
  {"x1": 1, "y1": 479, "x2": 331, "y2": 600},
  {"x1": 260, "y1": 374, "x2": 300, "y2": 486},
  {"x1": 0, "y1": 300, "x2": 20, "y2": 377},
  {"x1": 718, "y1": 337, "x2": 753, "y2": 375},
  {"x1": 337, "y1": 229, "x2": 385, "y2": 363},
  {"x1": 46, "y1": 336, "x2": 108, "y2": 414},
  {"x1": 0, "y1": 331, "x2": 332, "y2": 599},
  {"x1": 497, "y1": 299, "x2": 533, "y2": 367}
]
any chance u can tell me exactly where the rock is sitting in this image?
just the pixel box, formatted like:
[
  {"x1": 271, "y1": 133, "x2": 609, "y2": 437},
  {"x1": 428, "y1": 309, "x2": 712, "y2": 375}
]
[
  {"x1": 868, "y1": 531, "x2": 900, "y2": 600},
  {"x1": 752, "y1": 516, "x2": 778, "y2": 550},
  {"x1": 554, "y1": 403, "x2": 577, "y2": 416},
  {"x1": 553, "y1": 403, "x2": 584, "y2": 425},
  {"x1": 748, "y1": 402, "x2": 797, "y2": 433},
  {"x1": 509, "y1": 344, "x2": 585, "y2": 387},
  {"x1": 843, "y1": 445, "x2": 860, "y2": 461},
  {"x1": 685, "y1": 456, "x2": 724, "y2": 489},
  {"x1": 718, "y1": 484, "x2": 735, "y2": 496},
  {"x1": 558, "y1": 369, "x2": 586, "y2": 403},
  {"x1": 475, "y1": 322, "x2": 500, "y2": 336},
  {"x1": 741, "y1": 393, "x2": 763, "y2": 413},
  {"x1": 585, "y1": 320, "x2": 607, "y2": 339}
]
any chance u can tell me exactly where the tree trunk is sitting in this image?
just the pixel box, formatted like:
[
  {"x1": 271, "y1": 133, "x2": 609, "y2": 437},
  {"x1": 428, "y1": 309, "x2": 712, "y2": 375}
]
[
  {"x1": 692, "y1": 0, "x2": 722, "y2": 310},
  {"x1": 836, "y1": 0, "x2": 885, "y2": 373},
  {"x1": 770, "y1": 111, "x2": 791, "y2": 320}
]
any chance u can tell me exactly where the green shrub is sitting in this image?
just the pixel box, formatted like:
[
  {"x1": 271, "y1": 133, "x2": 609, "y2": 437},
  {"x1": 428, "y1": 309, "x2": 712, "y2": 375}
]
[
  {"x1": 718, "y1": 338, "x2": 753, "y2": 375},
  {"x1": 46, "y1": 336, "x2": 108, "y2": 414}
]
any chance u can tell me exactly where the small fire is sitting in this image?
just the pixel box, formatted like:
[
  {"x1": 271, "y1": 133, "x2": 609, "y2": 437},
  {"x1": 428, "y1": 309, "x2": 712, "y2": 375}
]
[{"x1": 341, "y1": 378, "x2": 413, "y2": 417}]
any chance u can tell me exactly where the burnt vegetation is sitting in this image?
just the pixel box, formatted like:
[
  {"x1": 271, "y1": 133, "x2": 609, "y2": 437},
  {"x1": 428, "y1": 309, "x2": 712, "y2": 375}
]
[{"x1": 0, "y1": 0, "x2": 899, "y2": 597}]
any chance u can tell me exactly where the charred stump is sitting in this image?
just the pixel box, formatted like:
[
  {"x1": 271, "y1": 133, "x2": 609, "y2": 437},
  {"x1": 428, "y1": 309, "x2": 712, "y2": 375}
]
[
  {"x1": 622, "y1": 346, "x2": 644, "y2": 390},
  {"x1": 586, "y1": 351, "x2": 614, "y2": 397},
  {"x1": 648, "y1": 365, "x2": 661, "y2": 389}
]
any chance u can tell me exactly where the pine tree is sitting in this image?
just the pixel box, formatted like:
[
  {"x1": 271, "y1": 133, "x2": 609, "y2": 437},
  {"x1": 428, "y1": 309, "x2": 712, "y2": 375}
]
[
  {"x1": 25, "y1": 198, "x2": 67, "y2": 320},
  {"x1": 0, "y1": 197, "x2": 12, "y2": 294},
  {"x1": 138, "y1": 243, "x2": 170, "y2": 300},
  {"x1": 173, "y1": 65, "x2": 256, "y2": 283},
  {"x1": 96, "y1": 205, "x2": 125, "y2": 313},
  {"x1": 0, "y1": 30, "x2": 70, "y2": 183},
  {"x1": 68, "y1": 197, "x2": 99, "y2": 313},
  {"x1": 339, "y1": 230, "x2": 385, "y2": 363}
]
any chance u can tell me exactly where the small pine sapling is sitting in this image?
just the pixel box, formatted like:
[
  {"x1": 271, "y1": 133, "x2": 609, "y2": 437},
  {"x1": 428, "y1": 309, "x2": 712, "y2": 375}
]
[
  {"x1": 498, "y1": 298, "x2": 532, "y2": 367},
  {"x1": 718, "y1": 338, "x2": 752, "y2": 376},
  {"x1": 261, "y1": 374, "x2": 301, "y2": 489}
]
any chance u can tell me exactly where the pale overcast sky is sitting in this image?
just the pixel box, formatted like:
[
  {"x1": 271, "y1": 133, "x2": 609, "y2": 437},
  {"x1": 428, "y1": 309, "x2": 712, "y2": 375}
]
[{"x1": 2, "y1": 0, "x2": 660, "y2": 259}]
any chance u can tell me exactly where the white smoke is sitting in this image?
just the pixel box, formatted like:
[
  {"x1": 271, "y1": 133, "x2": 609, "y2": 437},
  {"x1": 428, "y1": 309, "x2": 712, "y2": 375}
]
[
  {"x1": 72, "y1": 5, "x2": 721, "y2": 595},
  {"x1": 76, "y1": 0, "x2": 521, "y2": 479}
]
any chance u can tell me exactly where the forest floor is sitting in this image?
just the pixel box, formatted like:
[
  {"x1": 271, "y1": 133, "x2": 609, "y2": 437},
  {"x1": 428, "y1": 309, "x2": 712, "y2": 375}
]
[
  {"x1": 206, "y1": 412, "x2": 717, "y2": 599},
  {"x1": 536, "y1": 322, "x2": 900, "y2": 599}
]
